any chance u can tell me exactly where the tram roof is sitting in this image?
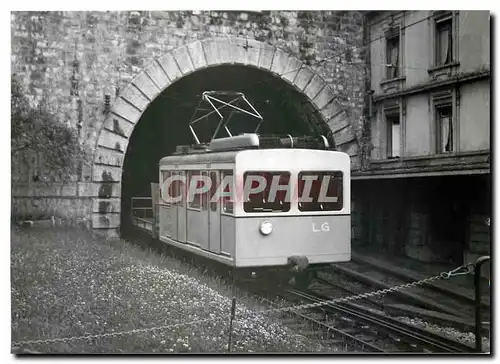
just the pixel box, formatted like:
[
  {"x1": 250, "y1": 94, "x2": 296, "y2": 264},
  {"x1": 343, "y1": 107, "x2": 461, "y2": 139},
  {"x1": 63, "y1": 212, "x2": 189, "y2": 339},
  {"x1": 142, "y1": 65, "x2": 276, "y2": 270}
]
[
  {"x1": 159, "y1": 148, "x2": 349, "y2": 166},
  {"x1": 159, "y1": 150, "x2": 239, "y2": 165}
]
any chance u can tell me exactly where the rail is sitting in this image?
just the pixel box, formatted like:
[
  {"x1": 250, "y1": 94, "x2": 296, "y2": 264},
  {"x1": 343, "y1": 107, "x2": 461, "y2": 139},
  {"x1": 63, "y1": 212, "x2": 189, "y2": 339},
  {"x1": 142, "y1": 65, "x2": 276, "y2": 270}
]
[
  {"x1": 242, "y1": 281, "x2": 385, "y2": 352},
  {"x1": 288, "y1": 289, "x2": 476, "y2": 353}
]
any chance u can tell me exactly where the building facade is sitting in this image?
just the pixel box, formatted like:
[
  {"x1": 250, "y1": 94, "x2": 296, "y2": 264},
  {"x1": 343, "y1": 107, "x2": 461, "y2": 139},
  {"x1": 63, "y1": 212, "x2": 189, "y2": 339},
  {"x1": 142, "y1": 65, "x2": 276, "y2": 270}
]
[{"x1": 353, "y1": 11, "x2": 490, "y2": 266}]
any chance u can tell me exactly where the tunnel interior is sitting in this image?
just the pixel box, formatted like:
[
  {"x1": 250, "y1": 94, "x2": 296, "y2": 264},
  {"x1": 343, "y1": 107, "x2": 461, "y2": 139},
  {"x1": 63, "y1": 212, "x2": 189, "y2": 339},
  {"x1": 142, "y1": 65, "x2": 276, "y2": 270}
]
[{"x1": 121, "y1": 64, "x2": 328, "y2": 231}]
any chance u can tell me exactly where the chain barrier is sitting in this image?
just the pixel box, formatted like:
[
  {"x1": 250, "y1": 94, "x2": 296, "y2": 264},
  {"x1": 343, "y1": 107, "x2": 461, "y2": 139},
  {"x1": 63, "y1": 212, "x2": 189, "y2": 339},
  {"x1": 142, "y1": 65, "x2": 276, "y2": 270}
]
[
  {"x1": 12, "y1": 263, "x2": 474, "y2": 350},
  {"x1": 12, "y1": 316, "x2": 230, "y2": 348},
  {"x1": 236, "y1": 263, "x2": 476, "y2": 318}
]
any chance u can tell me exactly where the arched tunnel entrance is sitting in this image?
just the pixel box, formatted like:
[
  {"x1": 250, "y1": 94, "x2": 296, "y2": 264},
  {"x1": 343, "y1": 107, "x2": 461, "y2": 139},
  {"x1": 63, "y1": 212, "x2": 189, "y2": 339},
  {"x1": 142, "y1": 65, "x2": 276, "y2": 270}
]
[{"x1": 120, "y1": 64, "x2": 329, "y2": 234}]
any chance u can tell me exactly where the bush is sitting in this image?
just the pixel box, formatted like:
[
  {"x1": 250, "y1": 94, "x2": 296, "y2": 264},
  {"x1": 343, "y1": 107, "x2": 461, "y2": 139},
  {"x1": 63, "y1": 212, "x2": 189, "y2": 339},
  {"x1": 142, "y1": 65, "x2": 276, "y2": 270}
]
[{"x1": 11, "y1": 75, "x2": 88, "y2": 182}]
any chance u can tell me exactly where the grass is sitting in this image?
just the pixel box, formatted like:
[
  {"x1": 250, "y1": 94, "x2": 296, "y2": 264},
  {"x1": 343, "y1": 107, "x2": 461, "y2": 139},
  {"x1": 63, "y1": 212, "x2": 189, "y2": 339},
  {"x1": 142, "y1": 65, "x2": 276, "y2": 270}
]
[{"x1": 11, "y1": 225, "x2": 329, "y2": 353}]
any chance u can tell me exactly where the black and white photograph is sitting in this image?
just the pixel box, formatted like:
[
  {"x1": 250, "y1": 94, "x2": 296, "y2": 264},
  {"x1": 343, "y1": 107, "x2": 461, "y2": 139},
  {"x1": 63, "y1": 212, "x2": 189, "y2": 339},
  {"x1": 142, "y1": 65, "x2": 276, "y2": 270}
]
[{"x1": 7, "y1": 4, "x2": 493, "y2": 356}]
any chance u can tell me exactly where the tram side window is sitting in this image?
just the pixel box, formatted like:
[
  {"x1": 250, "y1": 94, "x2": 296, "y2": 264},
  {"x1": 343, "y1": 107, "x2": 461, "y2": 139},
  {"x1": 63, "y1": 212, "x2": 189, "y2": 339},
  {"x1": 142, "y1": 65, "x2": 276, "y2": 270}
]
[
  {"x1": 209, "y1": 171, "x2": 218, "y2": 212},
  {"x1": 243, "y1": 172, "x2": 291, "y2": 213},
  {"x1": 178, "y1": 172, "x2": 185, "y2": 207},
  {"x1": 201, "y1": 171, "x2": 209, "y2": 211},
  {"x1": 221, "y1": 170, "x2": 234, "y2": 214},
  {"x1": 161, "y1": 170, "x2": 171, "y2": 205},
  {"x1": 298, "y1": 171, "x2": 343, "y2": 212},
  {"x1": 187, "y1": 171, "x2": 202, "y2": 209},
  {"x1": 165, "y1": 171, "x2": 182, "y2": 206}
]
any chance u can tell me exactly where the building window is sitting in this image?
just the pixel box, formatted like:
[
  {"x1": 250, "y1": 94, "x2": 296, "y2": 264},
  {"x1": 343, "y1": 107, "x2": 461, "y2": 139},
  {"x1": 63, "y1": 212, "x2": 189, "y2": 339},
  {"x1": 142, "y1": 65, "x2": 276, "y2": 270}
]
[
  {"x1": 436, "y1": 105, "x2": 453, "y2": 153},
  {"x1": 435, "y1": 17, "x2": 453, "y2": 66},
  {"x1": 386, "y1": 114, "x2": 401, "y2": 158},
  {"x1": 386, "y1": 33, "x2": 400, "y2": 79}
]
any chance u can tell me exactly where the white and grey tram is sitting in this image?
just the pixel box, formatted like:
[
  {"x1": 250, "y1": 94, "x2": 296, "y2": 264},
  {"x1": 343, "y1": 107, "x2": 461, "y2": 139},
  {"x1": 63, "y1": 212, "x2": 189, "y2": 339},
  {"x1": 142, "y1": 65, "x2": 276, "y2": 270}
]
[
  {"x1": 156, "y1": 133, "x2": 351, "y2": 278},
  {"x1": 132, "y1": 91, "x2": 351, "y2": 284}
]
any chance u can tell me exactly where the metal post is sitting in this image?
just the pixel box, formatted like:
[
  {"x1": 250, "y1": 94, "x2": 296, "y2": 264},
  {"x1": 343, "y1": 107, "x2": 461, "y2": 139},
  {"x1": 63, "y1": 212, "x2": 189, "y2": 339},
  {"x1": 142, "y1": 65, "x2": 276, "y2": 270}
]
[
  {"x1": 227, "y1": 297, "x2": 236, "y2": 353},
  {"x1": 475, "y1": 255, "x2": 490, "y2": 353},
  {"x1": 131, "y1": 197, "x2": 134, "y2": 225}
]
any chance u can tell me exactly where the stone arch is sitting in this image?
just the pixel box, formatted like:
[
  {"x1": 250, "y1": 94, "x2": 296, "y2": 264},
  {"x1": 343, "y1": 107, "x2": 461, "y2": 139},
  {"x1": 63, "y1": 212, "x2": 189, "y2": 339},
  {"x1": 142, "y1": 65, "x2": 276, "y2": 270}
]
[{"x1": 92, "y1": 37, "x2": 358, "y2": 237}]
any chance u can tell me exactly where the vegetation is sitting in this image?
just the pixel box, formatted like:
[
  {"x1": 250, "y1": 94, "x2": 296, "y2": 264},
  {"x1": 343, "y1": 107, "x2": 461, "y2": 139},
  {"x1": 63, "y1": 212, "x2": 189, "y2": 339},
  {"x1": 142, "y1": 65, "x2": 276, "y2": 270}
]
[
  {"x1": 11, "y1": 227, "x2": 329, "y2": 353},
  {"x1": 11, "y1": 75, "x2": 88, "y2": 182}
]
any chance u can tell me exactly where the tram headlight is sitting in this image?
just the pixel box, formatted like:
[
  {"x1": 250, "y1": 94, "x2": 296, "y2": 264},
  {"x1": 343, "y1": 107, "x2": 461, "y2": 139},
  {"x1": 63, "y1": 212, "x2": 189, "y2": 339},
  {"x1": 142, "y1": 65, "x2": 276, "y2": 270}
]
[{"x1": 260, "y1": 221, "x2": 273, "y2": 235}]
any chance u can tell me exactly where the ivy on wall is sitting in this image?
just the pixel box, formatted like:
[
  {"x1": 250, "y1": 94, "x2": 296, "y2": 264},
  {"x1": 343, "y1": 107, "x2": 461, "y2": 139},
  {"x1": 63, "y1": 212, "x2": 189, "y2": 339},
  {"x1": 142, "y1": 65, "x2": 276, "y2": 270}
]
[{"x1": 11, "y1": 75, "x2": 89, "y2": 182}]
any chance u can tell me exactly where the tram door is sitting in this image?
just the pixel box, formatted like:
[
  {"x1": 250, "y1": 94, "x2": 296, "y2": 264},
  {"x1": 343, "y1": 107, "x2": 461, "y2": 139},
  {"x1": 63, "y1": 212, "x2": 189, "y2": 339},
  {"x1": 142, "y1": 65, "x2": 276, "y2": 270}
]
[
  {"x1": 208, "y1": 170, "x2": 221, "y2": 253},
  {"x1": 177, "y1": 171, "x2": 187, "y2": 243}
]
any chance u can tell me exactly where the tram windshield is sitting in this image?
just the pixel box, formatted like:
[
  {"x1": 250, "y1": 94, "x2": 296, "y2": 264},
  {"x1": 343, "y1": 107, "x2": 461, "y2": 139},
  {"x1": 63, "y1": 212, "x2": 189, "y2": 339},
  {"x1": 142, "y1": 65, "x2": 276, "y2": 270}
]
[
  {"x1": 243, "y1": 172, "x2": 291, "y2": 213},
  {"x1": 298, "y1": 171, "x2": 343, "y2": 212}
]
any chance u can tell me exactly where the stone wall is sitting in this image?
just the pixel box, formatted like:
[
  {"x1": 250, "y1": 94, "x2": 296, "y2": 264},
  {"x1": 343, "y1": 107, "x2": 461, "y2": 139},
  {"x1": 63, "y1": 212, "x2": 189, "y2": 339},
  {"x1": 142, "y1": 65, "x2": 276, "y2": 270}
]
[
  {"x1": 11, "y1": 11, "x2": 366, "y2": 151},
  {"x1": 11, "y1": 182, "x2": 93, "y2": 222}
]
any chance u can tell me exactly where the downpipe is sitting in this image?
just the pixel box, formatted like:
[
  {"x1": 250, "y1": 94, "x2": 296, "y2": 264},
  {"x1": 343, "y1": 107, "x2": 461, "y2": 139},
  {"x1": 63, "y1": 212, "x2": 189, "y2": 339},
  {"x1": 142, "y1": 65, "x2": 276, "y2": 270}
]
[{"x1": 475, "y1": 255, "x2": 490, "y2": 353}]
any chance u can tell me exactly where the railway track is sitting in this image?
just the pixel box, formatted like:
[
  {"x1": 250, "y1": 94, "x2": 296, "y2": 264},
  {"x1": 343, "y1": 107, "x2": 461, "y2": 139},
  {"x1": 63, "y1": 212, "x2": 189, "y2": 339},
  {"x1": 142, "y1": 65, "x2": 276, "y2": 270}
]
[
  {"x1": 286, "y1": 289, "x2": 477, "y2": 353},
  {"x1": 351, "y1": 253, "x2": 491, "y2": 310},
  {"x1": 323, "y1": 260, "x2": 490, "y2": 328},
  {"x1": 123, "y1": 229, "x2": 484, "y2": 353},
  {"x1": 243, "y1": 285, "x2": 386, "y2": 352}
]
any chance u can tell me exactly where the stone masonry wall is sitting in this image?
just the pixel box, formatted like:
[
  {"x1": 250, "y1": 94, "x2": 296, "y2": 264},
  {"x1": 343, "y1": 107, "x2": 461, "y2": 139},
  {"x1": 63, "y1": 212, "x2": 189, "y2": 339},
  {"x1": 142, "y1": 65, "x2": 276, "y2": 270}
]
[{"x1": 11, "y1": 11, "x2": 367, "y2": 235}]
